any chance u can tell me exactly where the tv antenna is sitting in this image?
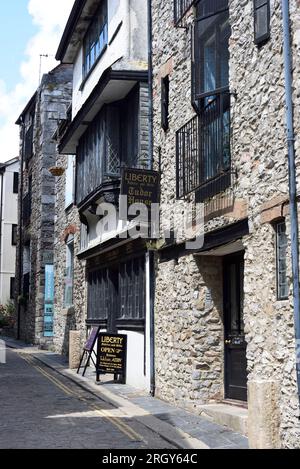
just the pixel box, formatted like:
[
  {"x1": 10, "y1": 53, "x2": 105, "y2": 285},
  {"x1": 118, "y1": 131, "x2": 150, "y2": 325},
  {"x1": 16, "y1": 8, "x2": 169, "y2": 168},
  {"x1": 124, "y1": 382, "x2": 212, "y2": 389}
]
[{"x1": 39, "y1": 54, "x2": 54, "y2": 84}]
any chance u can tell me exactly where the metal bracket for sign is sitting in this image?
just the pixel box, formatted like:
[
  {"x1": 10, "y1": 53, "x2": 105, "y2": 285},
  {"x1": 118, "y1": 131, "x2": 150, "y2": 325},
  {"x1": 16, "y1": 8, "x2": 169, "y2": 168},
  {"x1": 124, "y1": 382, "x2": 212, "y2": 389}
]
[{"x1": 77, "y1": 326, "x2": 101, "y2": 377}]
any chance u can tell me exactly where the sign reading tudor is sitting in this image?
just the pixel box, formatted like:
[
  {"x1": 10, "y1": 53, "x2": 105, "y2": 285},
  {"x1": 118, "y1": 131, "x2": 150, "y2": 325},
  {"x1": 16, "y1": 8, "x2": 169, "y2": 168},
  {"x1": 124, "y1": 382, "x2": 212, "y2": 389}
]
[
  {"x1": 96, "y1": 334, "x2": 127, "y2": 383},
  {"x1": 121, "y1": 168, "x2": 160, "y2": 213}
]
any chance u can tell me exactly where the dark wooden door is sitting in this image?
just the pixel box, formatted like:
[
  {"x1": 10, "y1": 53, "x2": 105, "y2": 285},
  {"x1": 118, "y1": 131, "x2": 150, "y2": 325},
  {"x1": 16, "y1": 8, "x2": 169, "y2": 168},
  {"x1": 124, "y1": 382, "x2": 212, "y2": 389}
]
[{"x1": 224, "y1": 253, "x2": 247, "y2": 401}]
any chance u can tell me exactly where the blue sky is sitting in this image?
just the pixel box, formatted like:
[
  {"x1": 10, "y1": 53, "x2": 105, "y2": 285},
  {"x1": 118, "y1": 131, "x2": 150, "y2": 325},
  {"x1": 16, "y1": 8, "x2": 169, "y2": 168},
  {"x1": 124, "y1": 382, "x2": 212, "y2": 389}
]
[
  {"x1": 0, "y1": 0, "x2": 74, "y2": 162},
  {"x1": 0, "y1": 1, "x2": 37, "y2": 93}
]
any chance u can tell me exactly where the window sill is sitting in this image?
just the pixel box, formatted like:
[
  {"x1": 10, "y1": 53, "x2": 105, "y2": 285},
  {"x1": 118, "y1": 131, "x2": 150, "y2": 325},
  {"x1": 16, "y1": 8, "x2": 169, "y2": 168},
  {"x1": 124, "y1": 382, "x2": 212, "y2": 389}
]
[{"x1": 79, "y1": 44, "x2": 108, "y2": 92}]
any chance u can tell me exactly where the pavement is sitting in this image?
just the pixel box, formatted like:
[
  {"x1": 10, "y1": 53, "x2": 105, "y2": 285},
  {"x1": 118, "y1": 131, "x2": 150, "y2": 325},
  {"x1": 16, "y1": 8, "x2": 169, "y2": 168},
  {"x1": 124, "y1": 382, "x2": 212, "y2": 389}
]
[{"x1": 0, "y1": 336, "x2": 248, "y2": 450}]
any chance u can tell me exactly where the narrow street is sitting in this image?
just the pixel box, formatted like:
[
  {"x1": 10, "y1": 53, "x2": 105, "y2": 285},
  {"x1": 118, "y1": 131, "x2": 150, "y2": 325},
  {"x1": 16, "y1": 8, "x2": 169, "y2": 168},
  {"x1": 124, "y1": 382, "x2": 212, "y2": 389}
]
[{"x1": 0, "y1": 348, "x2": 174, "y2": 449}]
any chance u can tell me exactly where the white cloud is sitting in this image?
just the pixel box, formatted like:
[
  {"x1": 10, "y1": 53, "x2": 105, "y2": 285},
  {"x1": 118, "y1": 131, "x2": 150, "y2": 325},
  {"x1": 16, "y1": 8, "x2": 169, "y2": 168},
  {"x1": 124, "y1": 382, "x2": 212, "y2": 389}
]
[{"x1": 0, "y1": 0, "x2": 74, "y2": 163}]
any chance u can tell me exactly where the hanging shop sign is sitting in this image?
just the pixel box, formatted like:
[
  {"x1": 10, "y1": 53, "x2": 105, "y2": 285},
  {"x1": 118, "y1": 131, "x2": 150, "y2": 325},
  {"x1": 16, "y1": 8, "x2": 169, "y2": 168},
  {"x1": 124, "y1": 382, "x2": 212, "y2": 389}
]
[
  {"x1": 44, "y1": 264, "x2": 54, "y2": 337},
  {"x1": 96, "y1": 333, "x2": 127, "y2": 383},
  {"x1": 121, "y1": 168, "x2": 160, "y2": 219}
]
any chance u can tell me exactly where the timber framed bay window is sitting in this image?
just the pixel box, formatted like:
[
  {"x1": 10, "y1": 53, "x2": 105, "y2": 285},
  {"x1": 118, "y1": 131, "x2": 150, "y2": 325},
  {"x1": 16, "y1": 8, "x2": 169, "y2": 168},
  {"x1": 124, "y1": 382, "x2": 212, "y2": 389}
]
[
  {"x1": 83, "y1": 0, "x2": 108, "y2": 78},
  {"x1": 76, "y1": 86, "x2": 139, "y2": 207},
  {"x1": 177, "y1": 0, "x2": 231, "y2": 201},
  {"x1": 87, "y1": 256, "x2": 146, "y2": 330}
]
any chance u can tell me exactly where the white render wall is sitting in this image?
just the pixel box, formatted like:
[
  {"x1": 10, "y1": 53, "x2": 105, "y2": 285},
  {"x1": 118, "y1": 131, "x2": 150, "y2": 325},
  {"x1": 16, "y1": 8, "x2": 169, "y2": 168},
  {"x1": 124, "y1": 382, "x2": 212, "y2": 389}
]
[
  {"x1": 72, "y1": 0, "x2": 148, "y2": 118},
  {"x1": 0, "y1": 160, "x2": 19, "y2": 305}
]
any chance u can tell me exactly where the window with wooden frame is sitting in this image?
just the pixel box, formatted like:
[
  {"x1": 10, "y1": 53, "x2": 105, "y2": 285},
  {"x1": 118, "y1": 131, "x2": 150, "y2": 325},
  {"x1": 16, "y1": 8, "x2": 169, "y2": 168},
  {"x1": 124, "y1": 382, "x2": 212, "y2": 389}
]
[
  {"x1": 161, "y1": 76, "x2": 170, "y2": 131},
  {"x1": 87, "y1": 256, "x2": 146, "y2": 326},
  {"x1": 13, "y1": 172, "x2": 19, "y2": 194},
  {"x1": 275, "y1": 221, "x2": 289, "y2": 300},
  {"x1": 83, "y1": 0, "x2": 108, "y2": 78},
  {"x1": 10, "y1": 277, "x2": 15, "y2": 300},
  {"x1": 11, "y1": 225, "x2": 18, "y2": 246},
  {"x1": 253, "y1": 0, "x2": 270, "y2": 45}
]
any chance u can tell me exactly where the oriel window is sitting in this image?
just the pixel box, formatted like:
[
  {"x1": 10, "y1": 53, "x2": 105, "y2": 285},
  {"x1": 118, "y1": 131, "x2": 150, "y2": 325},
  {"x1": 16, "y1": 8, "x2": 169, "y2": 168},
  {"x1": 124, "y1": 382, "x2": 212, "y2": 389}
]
[
  {"x1": 254, "y1": 0, "x2": 270, "y2": 45},
  {"x1": 276, "y1": 221, "x2": 289, "y2": 300}
]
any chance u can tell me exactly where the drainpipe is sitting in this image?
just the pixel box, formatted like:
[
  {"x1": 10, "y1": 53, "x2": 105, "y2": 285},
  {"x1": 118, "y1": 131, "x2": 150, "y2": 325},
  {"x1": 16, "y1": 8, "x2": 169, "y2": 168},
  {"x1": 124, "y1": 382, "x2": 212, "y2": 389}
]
[
  {"x1": 17, "y1": 120, "x2": 25, "y2": 340},
  {"x1": 148, "y1": 0, "x2": 155, "y2": 397},
  {"x1": 281, "y1": 0, "x2": 300, "y2": 409}
]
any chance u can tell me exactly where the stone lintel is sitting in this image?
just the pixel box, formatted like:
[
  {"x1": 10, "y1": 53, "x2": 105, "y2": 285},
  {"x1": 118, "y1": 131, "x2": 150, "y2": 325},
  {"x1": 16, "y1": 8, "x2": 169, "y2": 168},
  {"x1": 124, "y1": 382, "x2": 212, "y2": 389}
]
[
  {"x1": 159, "y1": 57, "x2": 174, "y2": 80},
  {"x1": 260, "y1": 195, "x2": 289, "y2": 224}
]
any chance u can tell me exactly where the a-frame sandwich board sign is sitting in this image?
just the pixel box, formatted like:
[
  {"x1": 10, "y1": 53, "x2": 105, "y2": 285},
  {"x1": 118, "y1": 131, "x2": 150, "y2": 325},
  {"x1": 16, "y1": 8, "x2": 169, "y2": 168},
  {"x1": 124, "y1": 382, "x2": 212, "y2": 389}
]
[{"x1": 77, "y1": 326, "x2": 100, "y2": 377}]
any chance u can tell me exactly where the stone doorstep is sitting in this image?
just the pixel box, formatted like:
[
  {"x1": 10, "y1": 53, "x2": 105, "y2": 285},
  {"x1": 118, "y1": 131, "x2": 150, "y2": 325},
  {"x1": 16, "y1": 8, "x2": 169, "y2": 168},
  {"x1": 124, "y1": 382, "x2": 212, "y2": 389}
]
[{"x1": 198, "y1": 403, "x2": 248, "y2": 437}]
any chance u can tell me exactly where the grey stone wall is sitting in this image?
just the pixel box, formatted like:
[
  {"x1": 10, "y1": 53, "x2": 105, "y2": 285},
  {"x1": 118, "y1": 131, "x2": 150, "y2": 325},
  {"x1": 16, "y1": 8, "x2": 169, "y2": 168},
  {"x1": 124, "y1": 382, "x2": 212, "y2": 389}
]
[
  {"x1": 17, "y1": 65, "x2": 73, "y2": 346},
  {"x1": 155, "y1": 256, "x2": 223, "y2": 409},
  {"x1": 152, "y1": 0, "x2": 300, "y2": 447},
  {"x1": 53, "y1": 152, "x2": 86, "y2": 356}
]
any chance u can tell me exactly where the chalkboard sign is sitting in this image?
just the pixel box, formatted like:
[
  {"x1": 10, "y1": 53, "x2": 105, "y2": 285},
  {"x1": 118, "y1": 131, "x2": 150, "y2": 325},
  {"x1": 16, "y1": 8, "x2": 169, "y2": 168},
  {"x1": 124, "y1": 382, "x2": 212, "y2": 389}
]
[
  {"x1": 77, "y1": 326, "x2": 100, "y2": 377},
  {"x1": 96, "y1": 334, "x2": 127, "y2": 383}
]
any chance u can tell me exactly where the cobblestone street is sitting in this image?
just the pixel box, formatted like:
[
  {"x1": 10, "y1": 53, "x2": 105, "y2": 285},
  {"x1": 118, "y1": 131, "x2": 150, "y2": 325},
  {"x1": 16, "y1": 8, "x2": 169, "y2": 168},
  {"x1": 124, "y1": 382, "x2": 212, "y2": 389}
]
[{"x1": 0, "y1": 348, "x2": 174, "y2": 449}]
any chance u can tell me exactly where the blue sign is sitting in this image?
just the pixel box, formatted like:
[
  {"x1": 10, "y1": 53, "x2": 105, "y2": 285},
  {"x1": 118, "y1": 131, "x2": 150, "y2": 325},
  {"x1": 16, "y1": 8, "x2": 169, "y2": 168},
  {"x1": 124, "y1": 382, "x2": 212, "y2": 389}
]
[{"x1": 44, "y1": 264, "x2": 54, "y2": 337}]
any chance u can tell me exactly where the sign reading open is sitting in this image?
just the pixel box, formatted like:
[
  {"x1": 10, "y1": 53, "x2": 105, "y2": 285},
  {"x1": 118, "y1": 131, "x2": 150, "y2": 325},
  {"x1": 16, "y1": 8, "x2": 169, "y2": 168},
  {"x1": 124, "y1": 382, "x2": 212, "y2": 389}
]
[{"x1": 96, "y1": 333, "x2": 127, "y2": 383}]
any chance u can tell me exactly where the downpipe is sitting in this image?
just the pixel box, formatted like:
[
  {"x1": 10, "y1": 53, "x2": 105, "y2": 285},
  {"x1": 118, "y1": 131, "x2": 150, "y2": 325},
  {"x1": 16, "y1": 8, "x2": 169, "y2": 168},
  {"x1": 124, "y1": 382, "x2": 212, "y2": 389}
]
[
  {"x1": 148, "y1": 0, "x2": 155, "y2": 397},
  {"x1": 282, "y1": 0, "x2": 300, "y2": 411}
]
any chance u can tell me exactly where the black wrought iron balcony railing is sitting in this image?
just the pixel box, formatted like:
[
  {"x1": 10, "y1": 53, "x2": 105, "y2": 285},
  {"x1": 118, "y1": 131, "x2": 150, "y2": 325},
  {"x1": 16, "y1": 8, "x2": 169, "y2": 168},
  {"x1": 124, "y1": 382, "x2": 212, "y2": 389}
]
[
  {"x1": 174, "y1": 0, "x2": 196, "y2": 26},
  {"x1": 22, "y1": 192, "x2": 32, "y2": 227},
  {"x1": 176, "y1": 91, "x2": 232, "y2": 201}
]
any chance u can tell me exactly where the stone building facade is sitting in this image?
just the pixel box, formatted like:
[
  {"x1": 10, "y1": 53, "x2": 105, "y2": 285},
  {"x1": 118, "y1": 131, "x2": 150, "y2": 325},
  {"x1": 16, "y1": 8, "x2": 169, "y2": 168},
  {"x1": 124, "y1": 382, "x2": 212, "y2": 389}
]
[
  {"x1": 52, "y1": 150, "x2": 86, "y2": 356},
  {"x1": 151, "y1": 0, "x2": 300, "y2": 448},
  {"x1": 55, "y1": 0, "x2": 153, "y2": 390},
  {"x1": 15, "y1": 64, "x2": 73, "y2": 346}
]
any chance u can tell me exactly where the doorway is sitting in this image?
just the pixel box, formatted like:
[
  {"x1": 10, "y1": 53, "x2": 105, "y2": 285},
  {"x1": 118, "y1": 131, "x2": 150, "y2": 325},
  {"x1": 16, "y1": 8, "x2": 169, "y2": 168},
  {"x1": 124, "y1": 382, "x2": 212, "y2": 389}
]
[{"x1": 223, "y1": 252, "x2": 247, "y2": 402}]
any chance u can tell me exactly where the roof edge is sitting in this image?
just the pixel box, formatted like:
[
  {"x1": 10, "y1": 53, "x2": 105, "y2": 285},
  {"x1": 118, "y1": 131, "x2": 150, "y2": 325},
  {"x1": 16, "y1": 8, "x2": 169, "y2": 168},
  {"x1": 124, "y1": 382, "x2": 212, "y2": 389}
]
[
  {"x1": 15, "y1": 92, "x2": 37, "y2": 125},
  {"x1": 0, "y1": 156, "x2": 19, "y2": 171},
  {"x1": 55, "y1": 0, "x2": 86, "y2": 62}
]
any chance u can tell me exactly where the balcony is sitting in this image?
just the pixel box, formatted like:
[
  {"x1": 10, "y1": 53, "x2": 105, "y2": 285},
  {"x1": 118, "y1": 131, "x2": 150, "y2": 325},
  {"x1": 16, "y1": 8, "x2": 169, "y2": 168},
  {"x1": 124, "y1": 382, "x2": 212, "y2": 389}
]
[
  {"x1": 22, "y1": 192, "x2": 32, "y2": 227},
  {"x1": 176, "y1": 91, "x2": 232, "y2": 202}
]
